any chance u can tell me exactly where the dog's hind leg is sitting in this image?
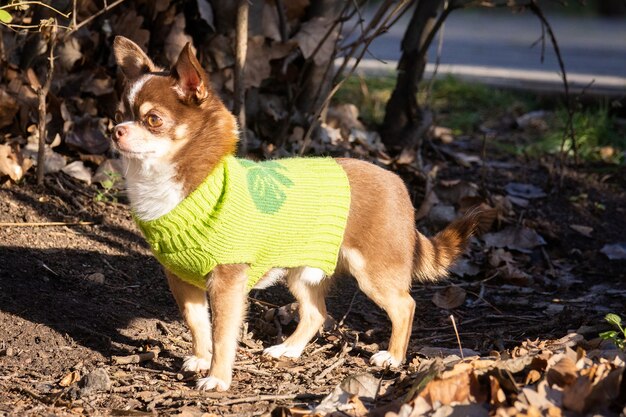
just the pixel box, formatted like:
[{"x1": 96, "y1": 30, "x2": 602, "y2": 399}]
[
  {"x1": 363, "y1": 280, "x2": 415, "y2": 367},
  {"x1": 263, "y1": 267, "x2": 329, "y2": 359},
  {"x1": 342, "y1": 249, "x2": 415, "y2": 367},
  {"x1": 165, "y1": 270, "x2": 213, "y2": 372}
]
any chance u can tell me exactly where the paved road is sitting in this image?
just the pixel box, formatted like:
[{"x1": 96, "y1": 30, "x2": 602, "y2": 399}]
[{"x1": 352, "y1": 8, "x2": 626, "y2": 95}]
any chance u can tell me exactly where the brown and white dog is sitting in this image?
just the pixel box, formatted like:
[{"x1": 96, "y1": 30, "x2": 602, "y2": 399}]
[{"x1": 112, "y1": 36, "x2": 479, "y2": 391}]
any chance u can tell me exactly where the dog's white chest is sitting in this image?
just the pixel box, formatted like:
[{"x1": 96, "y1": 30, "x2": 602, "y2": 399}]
[{"x1": 125, "y1": 160, "x2": 185, "y2": 221}]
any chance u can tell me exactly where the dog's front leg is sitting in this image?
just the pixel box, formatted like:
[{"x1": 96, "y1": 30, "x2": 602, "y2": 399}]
[
  {"x1": 197, "y1": 264, "x2": 248, "y2": 392},
  {"x1": 165, "y1": 270, "x2": 213, "y2": 372}
]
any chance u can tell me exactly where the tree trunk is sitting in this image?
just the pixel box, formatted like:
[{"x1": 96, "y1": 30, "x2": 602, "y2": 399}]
[{"x1": 380, "y1": 0, "x2": 444, "y2": 152}]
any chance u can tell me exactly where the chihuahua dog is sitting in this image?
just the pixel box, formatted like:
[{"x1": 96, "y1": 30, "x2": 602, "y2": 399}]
[{"x1": 112, "y1": 36, "x2": 479, "y2": 392}]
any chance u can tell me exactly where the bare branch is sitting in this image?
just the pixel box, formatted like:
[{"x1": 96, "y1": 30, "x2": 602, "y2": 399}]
[
  {"x1": 234, "y1": 0, "x2": 249, "y2": 155},
  {"x1": 0, "y1": 2, "x2": 70, "y2": 18},
  {"x1": 528, "y1": 0, "x2": 577, "y2": 166},
  {"x1": 301, "y1": 0, "x2": 413, "y2": 154},
  {"x1": 36, "y1": 22, "x2": 57, "y2": 186},
  {"x1": 60, "y1": 0, "x2": 127, "y2": 40},
  {"x1": 275, "y1": 0, "x2": 288, "y2": 43}
]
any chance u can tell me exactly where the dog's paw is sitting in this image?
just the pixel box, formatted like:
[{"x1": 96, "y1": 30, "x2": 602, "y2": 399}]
[
  {"x1": 370, "y1": 351, "x2": 402, "y2": 368},
  {"x1": 263, "y1": 343, "x2": 304, "y2": 359},
  {"x1": 196, "y1": 375, "x2": 230, "y2": 391},
  {"x1": 182, "y1": 355, "x2": 212, "y2": 372}
]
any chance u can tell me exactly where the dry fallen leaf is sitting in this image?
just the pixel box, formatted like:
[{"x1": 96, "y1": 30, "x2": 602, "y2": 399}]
[
  {"x1": 570, "y1": 224, "x2": 593, "y2": 238},
  {"x1": 432, "y1": 286, "x2": 466, "y2": 310},
  {"x1": 261, "y1": 1, "x2": 282, "y2": 41},
  {"x1": 165, "y1": 14, "x2": 195, "y2": 65},
  {"x1": 489, "y1": 248, "x2": 515, "y2": 268},
  {"x1": 562, "y1": 375, "x2": 593, "y2": 413},
  {"x1": 62, "y1": 161, "x2": 92, "y2": 184},
  {"x1": 432, "y1": 125, "x2": 454, "y2": 144},
  {"x1": 0, "y1": 89, "x2": 19, "y2": 129},
  {"x1": 326, "y1": 104, "x2": 365, "y2": 137},
  {"x1": 489, "y1": 375, "x2": 506, "y2": 407},
  {"x1": 59, "y1": 370, "x2": 81, "y2": 387},
  {"x1": 419, "y1": 370, "x2": 485, "y2": 406},
  {"x1": 293, "y1": 17, "x2": 337, "y2": 65},
  {"x1": 111, "y1": 9, "x2": 150, "y2": 51},
  {"x1": 434, "y1": 180, "x2": 479, "y2": 205},
  {"x1": 600, "y1": 243, "x2": 626, "y2": 260},
  {"x1": 483, "y1": 226, "x2": 546, "y2": 253},
  {"x1": 245, "y1": 36, "x2": 272, "y2": 88},
  {"x1": 57, "y1": 37, "x2": 82, "y2": 70},
  {"x1": 547, "y1": 357, "x2": 578, "y2": 387},
  {"x1": 196, "y1": 0, "x2": 214, "y2": 30},
  {"x1": 65, "y1": 116, "x2": 109, "y2": 154},
  {"x1": 0, "y1": 144, "x2": 33, "y2": 181},
  {"x1": 497, "y1": 263, "x2": 533, "y2": 286},
  {"x1": 313, "y1": 373, "x2": 378, "y2": 414},
  {"x1": 504, "y1": 182, "x2": 546, "y2": 199},
  {"x1": 449, "y1": 258, "x2": 481, "y2": 277}
]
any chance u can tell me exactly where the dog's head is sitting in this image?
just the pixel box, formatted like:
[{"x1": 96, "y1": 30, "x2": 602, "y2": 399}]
[{"x1": 111, "y1": 36, "x2": 237, "y2": 172}]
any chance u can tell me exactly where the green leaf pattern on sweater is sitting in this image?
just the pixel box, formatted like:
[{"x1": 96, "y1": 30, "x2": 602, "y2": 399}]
[{"x1": 239, "y1": 160, "x2": 294, "y2": 214}]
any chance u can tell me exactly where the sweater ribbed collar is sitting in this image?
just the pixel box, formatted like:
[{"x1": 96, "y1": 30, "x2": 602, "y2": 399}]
[{"x1": 134, "y1": 156, "x2": 231, "y2": 248}]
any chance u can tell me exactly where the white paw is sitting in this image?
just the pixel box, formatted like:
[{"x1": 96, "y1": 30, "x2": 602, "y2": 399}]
[
  {"x1": 370, "y1": 351, "x2": 402, "y2": 368},
  {"x1": 182, "y1": 355, "x2": 212, "y2": 372},
  {"x1": 263, "y1": 343, "x2": 304, "y2": 359},
  {"x1": 196, "y1": 375, "x2": 230, "y2": 391}
]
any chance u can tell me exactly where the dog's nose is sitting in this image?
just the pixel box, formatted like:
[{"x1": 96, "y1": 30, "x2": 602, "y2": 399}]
[{"x1": 114, "y1": 125, "x2": 127, "y2": 142}]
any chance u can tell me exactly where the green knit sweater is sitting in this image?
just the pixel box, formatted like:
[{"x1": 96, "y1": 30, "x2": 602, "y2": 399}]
[{"x1": 135, "y1": 156, "x2": 351, "y2": 290}]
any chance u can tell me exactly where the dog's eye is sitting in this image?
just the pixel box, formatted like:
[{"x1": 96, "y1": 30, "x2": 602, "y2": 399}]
[
  {"x1": 114, "y1": 111, "x2": 124, "y2": 123},
  {"x1": 146, "y1": 114, "x2": 163, "y2": 128}
]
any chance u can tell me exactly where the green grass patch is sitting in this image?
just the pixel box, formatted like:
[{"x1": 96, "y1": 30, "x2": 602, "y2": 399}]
[
  {"x1": 426, "y1": 76, "x2": 537, "y2": 134},
  {"x1": 333, "y1": 74, "x2": 624, "y2": 163},
  {"x1": 528, "y1": 104, "x2": 625, "y2": 162},
  {"x1": 334, "y1": 75, "x2": 536, "y2": 132}
]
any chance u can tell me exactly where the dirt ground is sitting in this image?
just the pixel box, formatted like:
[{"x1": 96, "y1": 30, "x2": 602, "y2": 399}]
[{"x1": 1, "y1": 150, "x2": 625, "y2": 416}]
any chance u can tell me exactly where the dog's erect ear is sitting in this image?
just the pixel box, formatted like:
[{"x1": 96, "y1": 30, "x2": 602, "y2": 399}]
[
  {"x1": 113, "y1": 36, "x2": 157, "y2": 80},
  {"x1": 172, "y1": 43, "x2": 209, "y2": 102}
]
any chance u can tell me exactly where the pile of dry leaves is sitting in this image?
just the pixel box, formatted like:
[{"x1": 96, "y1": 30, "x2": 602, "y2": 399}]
[{"x1": 274, "y1": 333, "x2": 625, "y2": 416}]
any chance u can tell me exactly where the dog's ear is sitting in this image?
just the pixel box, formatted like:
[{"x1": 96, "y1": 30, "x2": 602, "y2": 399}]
[
  {"x1": 113, "y1": 36, "x2": 157, "y2": 80},
  {"x1": 172, "y1": 43, "x2": 209, "y2": 103}
]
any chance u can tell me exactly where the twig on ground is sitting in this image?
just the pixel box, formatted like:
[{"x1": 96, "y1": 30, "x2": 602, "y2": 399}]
[
  {"x1": 464, "y1": 289, "x2": 504, "y2": 314},
  {"x1": 233, "y1": 365, "x2": 272, "y2": 377},
  {"x1": 101, "y1": 256, "x2": 135, "y2": 282},
  {"x1": 449, "y1": 314, "x2": 464, "y2": 359},
  {"x1": 0, "y1": 221, "x2": 94, "y2": 227},
  {"x1": 40, "y1": 261, "x2": 59, "y2": 276},
  {"x1": 219, "y1": 392, "x2": 323, "y2": 406},
  {"x1": 310, "y1": 343, "x2": 334, "y2": 357},
  {"x1": 147, "y1": 390, "x2": 227, "y2": 411},
  {"x1": 314, "y1": 357, "x2": 345, "y2": 381},
  {"x1": 338, "y1": 290, "x2": 359, "y2": 327},
  {"x1": 112, "y1": 348, "x2": 160, "y2": 365},
  {"x1": 45, "y1": 177, "x2": 85, "y2": 211},
  {"x1": 248, "y1": 296, "x2": 281, "y2": 309},
  {"x1": 134, "y1": 366, "x2": 178, "y2": 377}
]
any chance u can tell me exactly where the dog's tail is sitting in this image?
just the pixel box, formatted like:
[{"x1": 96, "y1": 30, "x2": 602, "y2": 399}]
[{"x1": 412, "y1": 208, "x2": 482, "y2": 282}]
